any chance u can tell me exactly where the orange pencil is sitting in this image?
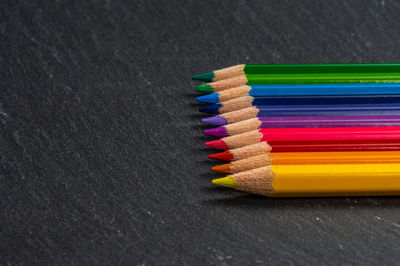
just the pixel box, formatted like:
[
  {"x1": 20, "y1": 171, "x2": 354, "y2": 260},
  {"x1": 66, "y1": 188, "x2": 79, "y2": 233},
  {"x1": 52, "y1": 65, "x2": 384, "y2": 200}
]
[{"x1": 212, "y1": 151, "x2": 400, "y2": 174}]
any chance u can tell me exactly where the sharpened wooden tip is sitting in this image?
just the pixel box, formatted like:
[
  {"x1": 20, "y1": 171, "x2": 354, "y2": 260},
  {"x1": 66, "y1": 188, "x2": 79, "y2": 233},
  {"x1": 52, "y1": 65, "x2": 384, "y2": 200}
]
[
  {"x1": 219, "y1": 166, "x2": 275, "y2": 196},
  {"x1": 229, "y1": 142, "x2": 272, "y2": 161},
  {"x1": 219, "y1": 96, "x2": 255, "y2": 114},
  {"x1": 229, "y1": 154, "x2": 273, "y2": 173},
  {"x1": 221, "y1": 106, "x2": 260, "y2": 124},
  {"x1": 218, "y1": 85, "x2": 252, "y2": 102},
  {"x1": 207, "y1": 75, "x2": 248, "y2": 92},
  {"x1": 222, "y1": 129, "x2": 264, "y2": 149},
  {"x1": 213, "y1": 64, "x2": 245, "y2": 81},
  {"x1": 225, "y1": 118, "x2": 262, "y2": 136}
]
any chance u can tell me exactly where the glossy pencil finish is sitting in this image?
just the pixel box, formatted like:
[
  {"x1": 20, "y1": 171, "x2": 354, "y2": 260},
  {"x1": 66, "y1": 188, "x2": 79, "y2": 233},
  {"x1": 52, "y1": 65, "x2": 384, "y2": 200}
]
[
  {"x1": 200, "y1": 95, "x2": 400, "y2": 114},
  {"x1": 205, "y1": 127, "x2": 400, "y2": 150},
  {"x1": 202, "y1": 104, "x2": 400, "y2": 125},
  {"x1": 204, "y1": 116, "x2": 400, "y2": 137},
  {"x1": 212, "y1": 164, "x2": 400, "y2": 197},
  {"x1": 197, "y1": 83, "x2": 400, "y2": 104},
  {"x1": 192, "y1": 63, "x2": 400, "y2": 82}
]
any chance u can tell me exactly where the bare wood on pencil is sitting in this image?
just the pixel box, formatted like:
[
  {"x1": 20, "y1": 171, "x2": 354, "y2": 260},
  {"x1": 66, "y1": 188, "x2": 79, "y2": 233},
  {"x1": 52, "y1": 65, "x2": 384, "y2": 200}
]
[
  {"x1": 221, "y1": 106, "x2": 260, "y2": 124},
  {"x1": 208, "y1": 75, "x2": 248, "y2": 92},
  {"x1": 224, "y1": 130, "x2": 263, "y2": 149},
  {"x1": 229, "y1": 154, "x2": 273, "y2": 173},
  {"x1": 230, "y1": 142, "x2": 272, "y2": 160},
  {"x1": 218, "y1": 85, "x2": 252, "y2": 102},
  {"x1": 214, "y1": 65, "x2": 245, "y2": 81},
  {"x1": 234, "y1": 166, "x2": 275, "y2": 195},
  {"x1": 226, "y1": 118, "x2": 262, "y2": 136},
  {"x1": 220, "y1": 96, "x2": 254, "y2": 113}
]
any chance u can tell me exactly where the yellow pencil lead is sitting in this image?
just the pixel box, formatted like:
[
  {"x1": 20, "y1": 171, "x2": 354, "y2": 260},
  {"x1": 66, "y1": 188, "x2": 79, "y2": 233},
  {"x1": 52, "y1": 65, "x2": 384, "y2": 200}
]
[{"x1": 212, "y1": 176, "x2": 236, "y2": 189}]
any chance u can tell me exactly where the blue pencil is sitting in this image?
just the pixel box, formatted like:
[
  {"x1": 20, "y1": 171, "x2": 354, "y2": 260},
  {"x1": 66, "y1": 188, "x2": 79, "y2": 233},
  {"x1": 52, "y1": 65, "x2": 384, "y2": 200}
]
[
  {"x1": 199, "y1": 95, "x2": 400, "y2": 114},
  {"x1": 196, "y1": 83, "x2": 400, "y2": 104},
  {"x1": 201, "y1": 104, "x2": 400, "y2": 125}
]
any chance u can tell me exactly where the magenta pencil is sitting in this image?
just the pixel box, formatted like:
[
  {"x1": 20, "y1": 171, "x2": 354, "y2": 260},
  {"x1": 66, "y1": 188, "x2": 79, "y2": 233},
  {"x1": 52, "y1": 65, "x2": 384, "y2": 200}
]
[{"x1": 204, "y1": 115, "x2": 400, "y2": 137}]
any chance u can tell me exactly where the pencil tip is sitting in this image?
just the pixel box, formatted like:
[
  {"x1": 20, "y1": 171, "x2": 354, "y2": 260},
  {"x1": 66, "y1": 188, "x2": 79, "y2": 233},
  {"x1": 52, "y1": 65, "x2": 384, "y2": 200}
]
[
  {"x1": 211, "y1": 163, "x2": 232, "y2": 173},
  {"x1": 212, "y1": 176, "x2": 236, "y2": 189},
  {"x1": 192, "y1": 72, "x2": 215, "y2": 82},
  {"x1": 205, "y1": 139, "x2": 228, "y2": 150},
  {"x1": 203, "y1": 127, "x2": 228, "y2": 138},
  {"x1": 199, "y1": 104, "x2": 221, "y2": 114},
  {"x1": 195, "y1": 84, "x2": 214, "y2": 93},
  {"x1": 208, "y1": 151, "x2": 233, "y2": 160},
  {"x1": 196, "y1": 93, "x2": 219, "y2": 103},
  {"x1": 201, "y1": 116, "x2": 227, "y2": 126}
]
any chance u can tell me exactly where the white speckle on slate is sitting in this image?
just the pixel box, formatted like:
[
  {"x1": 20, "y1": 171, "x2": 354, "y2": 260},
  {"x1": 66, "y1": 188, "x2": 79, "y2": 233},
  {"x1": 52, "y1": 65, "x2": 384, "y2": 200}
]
[
  {"x1": 375, "y1": 216, "x2": 383, "y2": 220},
  {"x1": 316, "y1": 217, "x2": 320, "y2": 221}
]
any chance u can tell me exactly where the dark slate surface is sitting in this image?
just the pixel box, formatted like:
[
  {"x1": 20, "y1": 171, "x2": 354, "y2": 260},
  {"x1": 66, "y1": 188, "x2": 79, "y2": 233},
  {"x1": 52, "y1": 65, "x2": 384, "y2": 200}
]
[{"x1": 2, "y1": 0, "x2": 400, "y2": 264}]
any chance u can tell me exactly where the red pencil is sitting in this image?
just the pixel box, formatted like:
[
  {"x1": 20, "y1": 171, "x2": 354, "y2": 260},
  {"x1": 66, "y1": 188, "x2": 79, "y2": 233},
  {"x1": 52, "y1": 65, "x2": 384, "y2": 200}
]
[
  {"x1": 205, "y1": 127, "x2": 400, "y2": 150},
  {"x1": 209, "y1": 140, "x2": 400, "y2": 161}
]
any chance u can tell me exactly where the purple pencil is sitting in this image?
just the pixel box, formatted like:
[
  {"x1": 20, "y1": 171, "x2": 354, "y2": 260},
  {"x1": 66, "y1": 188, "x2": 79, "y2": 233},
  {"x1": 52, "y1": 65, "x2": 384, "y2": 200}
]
[{"x1": 204, "y1": 116, "x2": 400, "y2": 137}]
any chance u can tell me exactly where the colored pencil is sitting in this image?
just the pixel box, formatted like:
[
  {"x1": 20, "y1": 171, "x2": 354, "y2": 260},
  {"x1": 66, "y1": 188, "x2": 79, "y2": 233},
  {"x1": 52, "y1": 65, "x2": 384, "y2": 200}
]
[
  {"x1": 212, "y1": 164, "x2": 400, "y2": 197},
  {"x1": 209, "y1": 140, "x2": 400, "y2": 161},
  {"x1": 204, "y1": 116, "x2": 400, "y2": 137},
  {"x1": 192, "y1": 63, "x2": 400, "y2": 82},
  {"x1": 209, "y1": 142, "x2": 272, "y2": 161},
  {"x1": 202, "y1": 104, "x2": 400, "y2": 126},
  {"x1": 205, "y1": 127, "x2": 400, "y2": 150},
  {"x1": 212, "y1": 151, "x2": 400, "y2": 174},
  {"x1": 196, "y1": 83, "x2": 400, "y2": 104},
  {"x1": 195, "y1": 73, "x2": 400, "y2": 93},
  {"x1": 200, "y1": 95, "x2": 400, "y2": 114}
]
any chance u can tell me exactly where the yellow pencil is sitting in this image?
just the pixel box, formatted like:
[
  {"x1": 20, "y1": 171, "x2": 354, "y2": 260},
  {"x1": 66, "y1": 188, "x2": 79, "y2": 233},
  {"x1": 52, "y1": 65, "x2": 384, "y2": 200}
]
[{"x1": 212, "y1": 164, "x2": 400, "y2": 197}]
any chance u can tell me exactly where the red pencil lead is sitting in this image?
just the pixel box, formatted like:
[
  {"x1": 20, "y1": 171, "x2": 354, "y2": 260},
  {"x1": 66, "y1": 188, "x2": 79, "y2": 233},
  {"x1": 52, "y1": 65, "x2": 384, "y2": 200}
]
[
  {"x1": 208, "y1": 151, "x2": 233, "y2": 161},
  {"x1": 205, "y1": 139, "x2": 228, "y2": 150}
]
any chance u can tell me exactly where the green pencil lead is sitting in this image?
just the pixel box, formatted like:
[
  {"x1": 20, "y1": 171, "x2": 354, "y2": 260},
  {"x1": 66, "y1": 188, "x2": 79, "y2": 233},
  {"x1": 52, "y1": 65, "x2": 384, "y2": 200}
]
[
  {"x1": 195, "y1": 84, "x2": 214, "y2": 93},
  {"x1": 192, "y1": 72, "x2": 215, "y2": 82}
]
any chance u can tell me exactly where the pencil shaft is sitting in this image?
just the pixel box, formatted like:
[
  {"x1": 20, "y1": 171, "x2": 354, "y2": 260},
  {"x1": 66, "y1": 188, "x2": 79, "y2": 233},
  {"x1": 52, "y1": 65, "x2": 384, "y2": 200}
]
[
  {"x1": 197, "y1": 83, "x2": 400, "y2": 104},
  {"x1": 194, "y1": 63, "x2": 400, "y2": 82},
  {"x1": 209, "y1": 140, "x2": 400, "y2": 161},
  {"x1": 271, "y1": 164, "x2": 400, "y2": 196},
  {"x1": 213, "y1": 151, "x2": 400, "y2": 174},
  {"x1": 247, "y1": 73, "x2": 400, "y2": 84},
  {"x1": 207, "y1": 127, "x2": 400, "y2": 150},
  {"x1": 206, "y1": 116, "x2": 400, "y2": 138},
  {"x1": 244, "y1": 63, "x2": 400, "y2": 75},
  {"x1": 213, "y1": 164, "x2": 400, "y2": 197}
]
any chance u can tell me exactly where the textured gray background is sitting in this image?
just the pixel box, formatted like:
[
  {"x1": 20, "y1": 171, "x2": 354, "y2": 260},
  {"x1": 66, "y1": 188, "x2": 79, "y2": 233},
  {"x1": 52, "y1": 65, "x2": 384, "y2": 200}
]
[{"x1": 2, "y1": 0, "x2": 400, "y2": 265}]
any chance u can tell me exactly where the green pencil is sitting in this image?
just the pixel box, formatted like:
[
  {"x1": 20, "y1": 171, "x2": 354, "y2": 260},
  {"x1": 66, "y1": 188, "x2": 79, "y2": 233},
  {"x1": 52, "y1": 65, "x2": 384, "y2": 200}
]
[
  {"x1": 192, "y1": 63, "x2": 400, "y2": 82},
  {"x1": 195, "y1": 72, "x2": 400, "y2": 93}
]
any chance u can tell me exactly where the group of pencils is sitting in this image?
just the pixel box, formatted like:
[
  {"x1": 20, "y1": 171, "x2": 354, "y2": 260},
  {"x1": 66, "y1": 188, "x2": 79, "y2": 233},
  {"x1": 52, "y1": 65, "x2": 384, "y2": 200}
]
[{"x1": 193, "y1": 63, "x2": 400, "y2": 198}]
